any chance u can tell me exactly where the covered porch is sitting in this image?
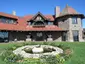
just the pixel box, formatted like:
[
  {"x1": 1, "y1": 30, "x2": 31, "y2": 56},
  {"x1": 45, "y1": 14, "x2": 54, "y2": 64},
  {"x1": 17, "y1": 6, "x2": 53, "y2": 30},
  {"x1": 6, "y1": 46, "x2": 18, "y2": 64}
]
[{"x1": 0, "y1": 31, "x2": 67, "y2": 42}]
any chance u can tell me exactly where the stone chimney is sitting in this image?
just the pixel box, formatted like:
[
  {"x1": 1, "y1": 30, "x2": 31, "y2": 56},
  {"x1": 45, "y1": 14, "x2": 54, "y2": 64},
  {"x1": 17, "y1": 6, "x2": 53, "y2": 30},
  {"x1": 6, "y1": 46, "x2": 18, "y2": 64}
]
[
  {"x1": 12, "y1": 11, "x2": 16, "y2": 15},
  {"x1": 55, "y1": 6, "x2": 60, "y2": 17}
]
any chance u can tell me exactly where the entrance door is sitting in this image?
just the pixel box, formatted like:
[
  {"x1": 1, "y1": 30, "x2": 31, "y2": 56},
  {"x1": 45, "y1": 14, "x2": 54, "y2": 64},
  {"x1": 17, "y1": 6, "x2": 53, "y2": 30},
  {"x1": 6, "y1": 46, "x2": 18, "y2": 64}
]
[{"x1": 36, "y1": 32, "x2": 44, "y2": 41}]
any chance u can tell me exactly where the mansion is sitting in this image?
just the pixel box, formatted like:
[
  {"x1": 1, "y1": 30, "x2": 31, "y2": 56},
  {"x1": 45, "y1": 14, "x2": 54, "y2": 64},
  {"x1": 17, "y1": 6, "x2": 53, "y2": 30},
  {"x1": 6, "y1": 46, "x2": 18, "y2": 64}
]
[{"x1": 0, "y1": 5, "x2": 85, "y2": 42}]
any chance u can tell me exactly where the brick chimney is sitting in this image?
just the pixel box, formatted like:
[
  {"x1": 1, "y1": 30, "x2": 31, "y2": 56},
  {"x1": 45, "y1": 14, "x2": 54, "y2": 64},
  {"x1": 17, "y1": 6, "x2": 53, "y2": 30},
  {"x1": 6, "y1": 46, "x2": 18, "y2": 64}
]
[
  {"x1": 12, "y1": 11, "x2": 16, "y2": 15},
  {"x1": 55, "y1": 6, "x2": 60, "y2": 17}
]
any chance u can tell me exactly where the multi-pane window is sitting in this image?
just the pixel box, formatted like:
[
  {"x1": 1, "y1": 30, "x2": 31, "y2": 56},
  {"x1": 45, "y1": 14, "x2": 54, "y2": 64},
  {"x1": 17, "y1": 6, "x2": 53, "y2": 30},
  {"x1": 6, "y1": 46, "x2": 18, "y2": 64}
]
[
  {"x1": 72, "y1": 30, "x2": 79, "y2": 41},
  {"x1": 72, "y1": 17, "x2": 77, "y2": 24},
  {"x1": 0, "y1": 17, "x2": 17, "y2": 24}
]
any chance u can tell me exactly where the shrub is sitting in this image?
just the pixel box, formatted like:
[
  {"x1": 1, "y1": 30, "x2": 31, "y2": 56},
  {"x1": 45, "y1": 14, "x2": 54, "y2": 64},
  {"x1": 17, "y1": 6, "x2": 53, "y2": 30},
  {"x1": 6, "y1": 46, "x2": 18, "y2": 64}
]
[
  {"x1": 57, "y1": 44, "x2": 70, "y2": 50},
  {"x1": 0, "y1": 50, "x2": 23, "y2": 63},
  {"x1": 20, "y1": 58, "x2": 41, "y2": 64},
  {"x1": 62, "y1": 49, "x2": 72, "y2": 60},
  {"x1": 43, "y1": 47, "x2": 56, "y2": 53},
  {"x1": 22, "y1": 42, "x2": 29, "y2": 46},
  {"x1": 56, "y1": 54, "x2": 65, "y2": 64},
  {"x1": 0, "y1": 50, "x2": 13, "y2": 61},
  {"x1": 23, "y1": 48, "x2": 33, "y2": 53},
  {"x1": 15, "y1": 44, "x2": 23, "y2": 48},
  {"x1": 40, "y1": 55, "x2": 65, "y2": 64}
]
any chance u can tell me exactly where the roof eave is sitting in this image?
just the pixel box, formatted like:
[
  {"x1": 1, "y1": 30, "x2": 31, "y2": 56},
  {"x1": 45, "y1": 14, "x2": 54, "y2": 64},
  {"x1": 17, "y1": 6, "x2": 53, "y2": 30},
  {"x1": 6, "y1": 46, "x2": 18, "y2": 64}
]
[{"x1": 56, "y1": 14, "x2": 85, "y2": 19}]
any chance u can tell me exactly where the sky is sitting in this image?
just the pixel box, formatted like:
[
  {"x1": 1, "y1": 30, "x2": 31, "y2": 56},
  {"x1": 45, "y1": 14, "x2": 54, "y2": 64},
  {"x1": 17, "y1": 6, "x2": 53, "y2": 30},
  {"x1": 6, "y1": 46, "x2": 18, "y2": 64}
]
[{"x1": 0, "y1": 0, "x2": 85, "y2": 28}]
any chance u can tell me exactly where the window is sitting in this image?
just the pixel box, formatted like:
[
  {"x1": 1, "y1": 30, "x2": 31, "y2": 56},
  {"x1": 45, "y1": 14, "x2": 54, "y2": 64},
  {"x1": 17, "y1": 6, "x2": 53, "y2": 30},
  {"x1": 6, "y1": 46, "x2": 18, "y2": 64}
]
[
  {"x1": 0, "y1": 17, "x2": 17, "y2": 24},
  {"x1": 72, "y1": 30, "x2": 79, "y2": 41},
  {"x1": 72, "y1": 17, "x2": 77, "y2": 24},
  {"x1": 33, "y1": 21, "x2": 45, "y2": 26},
  {"x1": 84, "y1": 32, "x2": 85, "y2": 35},
  {"x1": 28, "y1": 22, "x2": 31, "y2": 25},
  {"x1": 0, "y1": 32, "x2": 8, "y2": 42},
  {"x1": 37, "y1": 32, "x2": 42, "y2": 37},
  {"x1": 48, "y1": 22, "x2": 53, "y2": 25},
  {"x1": 35, "y1": 16, "x2": 44, "y2": 21},
  {"x1": 62, "y1": 32, "x2": 68, "y2": 41},
  {"x1": 0, "y1": 17, "x2": 6, "y2": 23}
]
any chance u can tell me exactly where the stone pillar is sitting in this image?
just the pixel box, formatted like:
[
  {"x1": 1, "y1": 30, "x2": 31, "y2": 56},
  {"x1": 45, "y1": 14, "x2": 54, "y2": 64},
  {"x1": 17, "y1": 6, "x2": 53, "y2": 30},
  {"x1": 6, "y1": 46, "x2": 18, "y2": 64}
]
[
  {"x1": 68, "y1": 18, "x2": 73, "y2": 42},
  {"x1": 78, "y1": 18, "x2": 84, "y2": 42},
  {"x1": 79, "y1": 29, "x2": 84, "y2": 42},
  {"x1": 68, "y1": 30, "x2": 73, "y2": 42}
]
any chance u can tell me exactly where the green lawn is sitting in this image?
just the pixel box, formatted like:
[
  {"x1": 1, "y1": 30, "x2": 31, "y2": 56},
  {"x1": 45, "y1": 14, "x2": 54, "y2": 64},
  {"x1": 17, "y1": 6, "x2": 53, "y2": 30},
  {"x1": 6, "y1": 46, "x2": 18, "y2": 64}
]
[{"x1": 0, "y1": 42, "x2": 85, "y2": 64}]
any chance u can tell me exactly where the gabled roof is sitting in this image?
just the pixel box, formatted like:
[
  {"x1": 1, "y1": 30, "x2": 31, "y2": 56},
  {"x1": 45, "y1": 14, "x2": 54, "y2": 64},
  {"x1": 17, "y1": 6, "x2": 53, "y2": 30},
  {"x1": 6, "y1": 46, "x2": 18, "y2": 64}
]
[
  {"x1": 31, "y1": 12, "x2": 47, "y2": 20},
  {"x1": 0, "y1": 12, "x2": 61, "y2": 31},
  {"x1": 44, "y1": 15, "x2": 55, "y2": 21},
  {"x1": 23, "y1": 15, "x2": 33, "y2": 21},
  {"x1": 24, "y1": 14, "x2": 54, "y2": 21}
]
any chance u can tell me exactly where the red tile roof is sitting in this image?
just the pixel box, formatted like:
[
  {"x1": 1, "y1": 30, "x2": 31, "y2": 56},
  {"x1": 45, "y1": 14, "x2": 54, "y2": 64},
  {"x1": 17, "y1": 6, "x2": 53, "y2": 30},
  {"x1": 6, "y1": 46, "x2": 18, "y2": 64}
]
[
  {"x1": 24, "y1": 15, "x2": 54, "y2": 21},
  {"x1": 60, "y1": 5, "x2": 78, "y2": 16},
  {"x1": 0, "y1": 22, "x2": 25, "y2": 31},
  {"x1": 26, "y1": 25, "x2": 63, "y2": 31},
  {"x1": 0, "y1": 5, "x2": 83, "y2": 31},
  {"x1": 0, "y1": 12, "x2": 60, "y2": 31},
  {"x1": 0, "y1": 22, "x2": 63, "y2": 31},
  {"x1": 44, "y1": 15, "x2": 54, "y2": 21},
  {"x1": 0, "y1": 12, "x2": 18, "y2": 19},
  {"x1": 0, "y1": 12, "x2": 62, "y2": 31},
  {"x1": 23, "y1": 15, "x2": 33, "y2": 21}
]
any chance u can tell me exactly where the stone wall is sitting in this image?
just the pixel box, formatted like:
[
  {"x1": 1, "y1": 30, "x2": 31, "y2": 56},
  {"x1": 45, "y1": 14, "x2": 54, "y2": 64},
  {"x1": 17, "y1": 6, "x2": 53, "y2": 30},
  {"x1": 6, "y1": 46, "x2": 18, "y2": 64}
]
[
  {"x1": 58, "y1": 18, "x2": 69, "y2": 30},
  {"x1": 57, "y1": 17, "x2": 83, "y2": 42},
  {"x1": 68, "y1": 17, "x2": 84, "y2": 42}
]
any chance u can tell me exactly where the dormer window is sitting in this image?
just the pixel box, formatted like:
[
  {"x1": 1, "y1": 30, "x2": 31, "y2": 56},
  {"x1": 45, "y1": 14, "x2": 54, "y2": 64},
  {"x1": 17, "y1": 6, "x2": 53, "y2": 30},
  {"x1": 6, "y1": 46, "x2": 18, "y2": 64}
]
[
  {"x1": 72, "y1": 17, "x2": 77, "y2": 24},
  {"x1": 36, "y1": 16, "x2": 41, "y2": 20},
  {"x1": 35, "y1": 16, "x2": 44, "y2": 21},
  {"x1": 48, "y1": 22, "x2": 53, "y2": 25},
  {"x1": 33, "y1": 21, "x2": 45, "y2": 26},
  {"x1": 0, "y1": 17, "x2": 17, "y2": 24}
]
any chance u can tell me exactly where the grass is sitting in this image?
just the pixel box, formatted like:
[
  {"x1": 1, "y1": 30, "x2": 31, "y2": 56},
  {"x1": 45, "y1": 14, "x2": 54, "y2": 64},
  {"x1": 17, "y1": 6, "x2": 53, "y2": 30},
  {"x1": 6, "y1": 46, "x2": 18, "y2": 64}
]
[{"x1": 0, "y1": 42, "x2": 85, "y2": 64}]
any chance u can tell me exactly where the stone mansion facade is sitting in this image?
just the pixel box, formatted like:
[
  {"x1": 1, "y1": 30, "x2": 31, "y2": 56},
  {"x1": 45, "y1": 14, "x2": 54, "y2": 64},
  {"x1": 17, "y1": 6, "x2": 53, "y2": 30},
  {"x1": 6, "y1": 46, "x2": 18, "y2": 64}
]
[{"x1": 0, "y1": 5, "x2": 84, "y2": 42}]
